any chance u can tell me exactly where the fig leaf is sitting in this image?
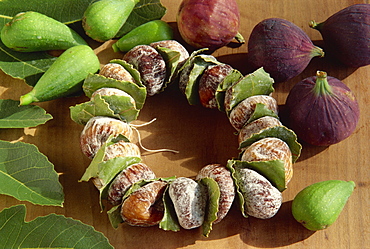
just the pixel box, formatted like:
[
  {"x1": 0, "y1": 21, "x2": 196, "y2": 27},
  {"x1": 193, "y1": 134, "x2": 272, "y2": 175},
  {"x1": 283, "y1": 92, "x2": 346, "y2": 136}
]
[
  {"x1": 229, "y1": 159, "x2": 286, "y2": 192},
  {"x1": 0, "y1": 140, "x2": 64, "y2": 206},
  {"x1": 0, "y1": 99, "x2": 53, "y2": 128},
  {"x1": 160, "y1": 185, "x2": 181, "y2": 232},
  {"x1": 0, "y1": 205, "x2": 113, "y2": 248},
  {"x1": 184, "y1": 55, "x2": 220, "y2": 105},
  {"x1": 246, "y1": 102, "x2": 280, "y2": 124},
  {"x1": 70, "y1": 93, "x2": 140, "y2": 125},
  {"x1": 215, "y1": 69, "x2": 244, "y2": 112},
  {"x1": 83, "y1": 73, "x2": 146, "y2": 109},
  {"x1": 239, "y1": 125, "x2": 302, "y2": 163},
  {"x1": 155, "y1": 46, "x2": 182, "y2": 89},
  {"x1": 226, "y1": 67, "x2": 275, "y2": 114},
  {"x1": 226, "y1": 160, "x2": 248, "y2": 218},
  {"x1": 199, "y1": 177, "x2": 220, "y2": 237}
]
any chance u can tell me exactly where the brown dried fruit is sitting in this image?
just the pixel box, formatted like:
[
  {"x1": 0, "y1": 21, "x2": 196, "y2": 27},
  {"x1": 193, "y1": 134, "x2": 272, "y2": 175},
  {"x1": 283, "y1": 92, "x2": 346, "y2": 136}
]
[
  {"x1": 195, "y1": 164, "x2": 235, "y2": 224},
  {"x1": 99, "y1": 63, "x2": 136, "y2": 83},
  {"x1": 91, "y1": 87, "x2": 136, "y2": 106},
  {"x1": 80, "y1": 116, "x2": 134, "y2": 159},
  {"x1": 169, "y1": 177, "x2": 207, "y2": 229},
  {"x1": 121, "y1": 180, "x2": 167, "y2": 227},
  {"x1": 104, "y1": 141, "x2": 141, "y2": 161},
  {"x1": 123, "y1": 45, "x2": 166, "y2": 96},
  {"x1": 150, "y1": 40, "x2": 190, "y2": 64},
  {"x1": 241, "y1": 137, "x2": 293, "y2": 184},
  {"x1": 229, "y1": 95, "x2": 278, "y2": 131},
  {"x1": 238, "y1": 116, "x2": 282, "y2": 145},
  {"x1": 198, "y1": 64, "x2": 233, "y2": 109},
  {"x1": 108, "y1": 163, "x2": 156, "y2": 206},
  {"x1": 238, "y1": 168, "x2": 282, "y2": 219}
]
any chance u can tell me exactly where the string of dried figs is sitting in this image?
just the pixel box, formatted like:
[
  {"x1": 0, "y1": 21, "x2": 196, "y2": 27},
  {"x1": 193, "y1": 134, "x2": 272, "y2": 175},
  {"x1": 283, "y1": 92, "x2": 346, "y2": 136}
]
[{"x1": 71, "y1": 39, "x2": 301, "y2": 236}]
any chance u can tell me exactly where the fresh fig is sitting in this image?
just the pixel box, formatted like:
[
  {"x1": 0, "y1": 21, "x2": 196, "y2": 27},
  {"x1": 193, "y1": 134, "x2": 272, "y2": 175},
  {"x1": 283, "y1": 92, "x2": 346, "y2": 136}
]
[
  {"x1": 176, "y1": 0, "x2": 244, "y2": 50},
  {"x1": 292, "y1": 180, "x2": 355, "y2": 231},
  {"x1": 247, "y1": 18, "x2": 324, "y2": 83},
  {"x1": 285, "y1": 71, "x2": 359, "y2": 146},
  {"x1": 310, "y1": 4, "x2": 370, "y2": 67}
]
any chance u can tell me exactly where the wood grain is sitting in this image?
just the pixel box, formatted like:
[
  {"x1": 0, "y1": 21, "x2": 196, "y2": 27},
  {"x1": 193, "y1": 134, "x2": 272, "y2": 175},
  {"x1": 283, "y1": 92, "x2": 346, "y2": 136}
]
[{"x1": 0, "y1": 0, "x2": 369, "y2": 248}]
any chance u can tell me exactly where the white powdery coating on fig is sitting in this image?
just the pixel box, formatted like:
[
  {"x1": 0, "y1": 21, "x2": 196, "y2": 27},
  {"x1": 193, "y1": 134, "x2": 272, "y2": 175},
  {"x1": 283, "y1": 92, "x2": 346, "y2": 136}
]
[
  {"x1": 123, "y1": 45, "x2": 166, "y2": 96},
  {"x1": 238, "y1": 168, "x2": 282, "y2": 219},
  {"x1": 241, "y1": 137, "x2": 293, "y2": 184},
  {"x1": 104, "y1": 141, "x2": 141, "y2": 161},
  {"x1": 169, "y1": 177, "x2": 206, "y2": 229},
  {"x1": 229, "y1": 95, "x2": 278, "y2": 131},
  {"x1": 80, "y1": 116, "x2": 134, "y2": 159},
  {"x1": 99, "y1": 63, "x2": 136, "y2": 83},
  {"x1": 108, "y1": 163, "x2": 156, "y2": 206},
  {"x1": 238, "y1": 116, "x2": 282, "y2": 145},
  {"x1": 150, "y1": 40, "x2": 190, "y2": 63},
  {"x1": 196, "y1": 164, "x2": 235, "y2": 224}
]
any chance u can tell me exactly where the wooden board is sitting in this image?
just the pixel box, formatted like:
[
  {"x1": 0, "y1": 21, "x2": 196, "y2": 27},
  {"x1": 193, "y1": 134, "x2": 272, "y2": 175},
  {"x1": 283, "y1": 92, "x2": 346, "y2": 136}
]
[{"x1": 0, "y1": 0, "x2": 369, "y2": 248}]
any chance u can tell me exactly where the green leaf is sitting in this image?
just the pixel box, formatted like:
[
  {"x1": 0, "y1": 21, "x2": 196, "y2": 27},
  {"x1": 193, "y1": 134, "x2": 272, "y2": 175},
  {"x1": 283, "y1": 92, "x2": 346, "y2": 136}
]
[
  {"x1": 83, "y1": 73, "x2": 146, "y2": 109},
  {"x1": 0, "y1": 140, "x2": 64, "y2": 206},
  {"x1": 115, "y1": 0, "x2": 167, "y2": 37},
  {"x1": 0, "y1": 99, "x2": 52, "y2": 128},
  {"x1": 229, "y1": 159, "x2": 287, "y2": 192},
  {"x1": 246, "y1": 102, "x2": 280, "y2": 124},
  {"x1": 184, "y1": 55, "x2": 220, "y2": 105},
  {"x1": 107, "y1": 204, "x2": 123, "y2": 229},
  {"x1": 159, "y1": 186, "x2": 181, "y2": 232},
  {"x1": 239, "y1": 125, "x2": 302, "y2": 163},
  {"x1": 226, "y1": 160, "x2": 247, "y2": 218},
  {"x1": 70, "y1": 93, "x2": 140, "y2": 125},
  {"x1": 154, "y1": 46, "x2": 182, "y2": 89},
  {"x1": 215, "y1": 69, "x2": 243, "y2": 112},
  {"x1": 0, "y1": 205, "x2": 113, "y2": 248},
  {"x1": 225, "y1": 67, "x2": 275, "y2": 115},
  {"x1": 199, "y1": 177, "x2": 220, "y2": 237}
]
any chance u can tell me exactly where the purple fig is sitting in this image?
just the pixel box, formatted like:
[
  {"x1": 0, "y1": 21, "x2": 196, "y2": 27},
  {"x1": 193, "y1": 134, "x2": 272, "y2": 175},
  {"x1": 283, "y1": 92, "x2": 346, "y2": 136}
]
[
  {"x1": 247, "y1": 18, "x2": 324, "y2": 83},
  {"x1": 285, "y1": 71, "x2": 359, "y2": 146},
  {"x1": 310, "y1": 4, "x2": 370, "y2": 68},
  {"x1": 176, "y1": 0, "x2": 244, "y2": 50}
]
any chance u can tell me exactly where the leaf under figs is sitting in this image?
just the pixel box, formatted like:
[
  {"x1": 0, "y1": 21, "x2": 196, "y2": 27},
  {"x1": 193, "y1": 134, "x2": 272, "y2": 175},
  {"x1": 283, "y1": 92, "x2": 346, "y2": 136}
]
[
  {"x1": 0, "y1": 205, "x2": 113, "y2": 249},
  {"x1": 0, "y1": 140, "x2": 64, "y2": 206},
  {"x1": 0, "y1": 99, "x2": 52, "y2": 128},
  {"x1": 215, "y1": 69, "x2": 244, "y2": 112},
  {"x1": 199, "y1": 177, "x2": 220, "y2": 237}
]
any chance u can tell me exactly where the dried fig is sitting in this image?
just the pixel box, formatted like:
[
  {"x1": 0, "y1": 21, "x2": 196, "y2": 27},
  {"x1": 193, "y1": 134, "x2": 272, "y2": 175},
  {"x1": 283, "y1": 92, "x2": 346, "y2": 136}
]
[
  {"x1": 237, "y1": 168, "x2": 282, "y2": 219},
  {"x1": 123, "y1": 45, "x2": 166, "y2": 96},
  {"x1": 310, "y1": 4, "x2": 370, "y2": 67},
  {"x1": 247, "y1": 18, "x2": 324, "y2": 83},
  {"x1": 99, "y1": 63, "x2": 136, "y2": 83},
  {"x1": 108, "y1": 163, "x2": 156, "y2": 206},
  {"x1": 196, "y1": 164, "x2": 235, "y2": 224},
  {"x1": 80, "y1": 116, "x2": 134, "y2": 159},
  {"x1": 285, "y1": 71, "x2": 360, "y2": 146},
  {"x1": 121, "y1": 180, "x2": 167, "y2": 227},
  {"x1": 169, "y1": 177, "x2": 207, "y2": 229}
]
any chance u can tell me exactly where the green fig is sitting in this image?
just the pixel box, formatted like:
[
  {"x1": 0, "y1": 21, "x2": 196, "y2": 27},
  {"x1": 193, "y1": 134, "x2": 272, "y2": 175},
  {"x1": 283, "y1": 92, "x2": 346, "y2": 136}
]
[
  {"x1": 292, "y1": 180, "x2": 355, "y2": 231},
  {"x1": 1, "y1": 11, "x2": 87, "y2": 52},
  {"x1": 82, "y1": 0, "x2": 139, "y2": 42},
  {"x1": 20, "y1": 45, "x2": 100, "y2": 105}
]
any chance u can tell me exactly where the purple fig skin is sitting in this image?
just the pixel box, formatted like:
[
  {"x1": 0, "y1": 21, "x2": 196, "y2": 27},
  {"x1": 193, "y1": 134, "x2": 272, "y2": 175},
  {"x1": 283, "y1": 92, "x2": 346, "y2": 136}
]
[
  {"x1": 285, "y1": 71, "x2": 360, "y2": 146},
  {"x1": 247, "y1": 18, "x2": 324, "y2": 83},
  {"x1": 310, "y1": 4, "x2": 370, "y2": 68},
  {"x1": 177, "y1": 0, "x2": 242, "y2": 50}
]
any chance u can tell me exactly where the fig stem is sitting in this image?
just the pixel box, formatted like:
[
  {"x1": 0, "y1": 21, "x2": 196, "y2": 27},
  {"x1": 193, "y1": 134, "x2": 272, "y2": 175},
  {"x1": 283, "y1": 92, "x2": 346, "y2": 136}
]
[
  {"x1": 309, "y1": 20, "x2": 323, "y2": 31},
  {"x1": 313, "y1": 71, "x2": 333, "y2": 96},
  {"x1": 234, "y1": 32, "x2": 245, "y2": 44}
]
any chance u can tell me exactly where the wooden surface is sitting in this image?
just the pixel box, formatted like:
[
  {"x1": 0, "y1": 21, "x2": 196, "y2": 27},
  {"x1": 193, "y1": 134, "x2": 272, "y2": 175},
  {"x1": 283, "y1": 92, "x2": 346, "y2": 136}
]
[{"x1": 0, "y1": 0, "x2": 369, "y2": 248}]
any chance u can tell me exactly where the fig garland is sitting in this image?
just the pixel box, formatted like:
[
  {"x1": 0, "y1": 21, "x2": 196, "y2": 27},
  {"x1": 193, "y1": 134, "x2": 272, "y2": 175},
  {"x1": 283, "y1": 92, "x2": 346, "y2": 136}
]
[{"x1": 69, "y1": 39, "x2": 302, "y2": 236}]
